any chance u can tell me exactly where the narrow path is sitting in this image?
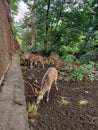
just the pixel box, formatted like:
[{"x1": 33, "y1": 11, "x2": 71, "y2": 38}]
[{"x1": 0, "y1": 54, "x2": 29, "y2": 130}]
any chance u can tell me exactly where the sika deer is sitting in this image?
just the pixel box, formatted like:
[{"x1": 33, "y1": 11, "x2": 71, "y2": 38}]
[
  {"x1": 48, "y1": 54, "x2": 60, "y2": 66},
  {"x1": 21, "y1": 50, "x2": 44, "y2": 68},
  {"x1": 21, "y1": 50, "x2": 30, "y2": 66},
  {"x1": 36, "y1": 67, "x2": 58, "y2": 105},
  {"x1": 21, "y1": 50, "x2": 30, "y2": 60},
  {"x1": 29, "y1": 54, "x2": 44, "y2": 68}
]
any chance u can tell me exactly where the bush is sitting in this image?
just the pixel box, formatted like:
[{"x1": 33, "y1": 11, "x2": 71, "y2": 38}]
[
  {"x1": 83, "y1": 62, "x2": 95, "y2": 81},
  {"x1": 69, "y1": 62, "x2": 95, "y2": 81},
  {"x1": 69, "y1": 66, "x2": 84, "y2": 81},
  {"x1": 79, "y1": 51, "x2": 96, "y2": 64},
  {"x1": 63, "y1": 54, "x2": 76, "y2": 62}
]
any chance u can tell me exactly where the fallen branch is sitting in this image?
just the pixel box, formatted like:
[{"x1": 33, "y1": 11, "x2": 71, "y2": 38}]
[
  {"x1": 71, "y1": 86, "x2": 93, "y2": 90},
  {"x1": 0, "y1": 61, "x2": 11, "y2": 87},
  {"x1": 57, "y1": 66, "x2": 66, "y2": 71},
  {"x1": 24, "y1": 80, "x2": 35, "y2": 94},
  {"x1": 27, "y1": 94, "x2": 34, "y2": 97},
  {"x1": 33, "y1": 82, "x2": 40, "y2": 89}
]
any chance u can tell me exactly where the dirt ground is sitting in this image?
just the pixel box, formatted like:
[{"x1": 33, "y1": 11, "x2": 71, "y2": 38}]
[{"x1": 22, "y1": 62, "x2": 98, "y2": 130}]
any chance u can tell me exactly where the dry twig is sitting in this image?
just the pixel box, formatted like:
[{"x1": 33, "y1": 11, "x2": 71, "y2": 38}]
[{"x1": 24, "y1": 80, "x2": 35, "y2": 95}]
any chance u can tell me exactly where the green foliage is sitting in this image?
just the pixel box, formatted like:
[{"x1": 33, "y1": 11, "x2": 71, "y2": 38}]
[
  {"x1": 95, "y1": 62, "x2": 98, "y2": 70},
  {"x1": 58, "y1": 96, "x2": 69, "y2": 105},
  {"x1": 69, "y1": 66, "x2": 84, "y2": 81},
  {"x1": 83, "y1": 62, "x2": 95, "y2": 81},
  {"x1": 11, "y1": 0, "x2": 98, "y2": 64},
  {"x1": 63, "y1": 54, "x2": 76, "y2": 62},
  {"x1": 79, "y1": 51, "x2": 96, "y2": 64},
  {"x1": 28, "y1": 102, "x2": 38, "y2": 113},
  {"x1": 33, "y1": 0, "x2": 98, "y2": 58},
  {"x1": 69, "y1": 62, "x2": 95, "y2": 81},
  {"x1": 10, "y1": 0, "x2": 19, "y2": 15}
]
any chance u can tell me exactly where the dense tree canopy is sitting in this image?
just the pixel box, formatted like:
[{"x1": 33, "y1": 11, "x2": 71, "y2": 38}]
[{"x1": 11, "y1": 0, "x2": 98, "y2": 63}]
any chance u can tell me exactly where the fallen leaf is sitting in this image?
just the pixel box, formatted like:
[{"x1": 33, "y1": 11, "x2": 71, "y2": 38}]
[{"x1": 79, "y1": 99, "x2": 89, "y2": 105}]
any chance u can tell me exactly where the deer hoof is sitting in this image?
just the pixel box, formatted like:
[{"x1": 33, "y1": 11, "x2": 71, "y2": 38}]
[
  {"x1": 56, "y1": 87, "x2": 58, "y2": 91},
  {"x1": 46, "y1": 98, "x2": 49, "y2": 102}
]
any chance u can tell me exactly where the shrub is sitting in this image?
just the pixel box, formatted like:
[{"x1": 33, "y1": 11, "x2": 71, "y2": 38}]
[
  {"x1": 83, "y1": 62, "x2": 95, "y2": 81},
  {"x1": 64, "y1": 54, "x2": 76, "y2": 62},
  {"x1": 69, "y1": 62, "x2": 95, "y2": 81},
  {"x1": 69, "y1": 66, "x2": 84, "y2": 81},
  {"x1": 79, "y1": 51, "x2": 96, "y2": 64}
]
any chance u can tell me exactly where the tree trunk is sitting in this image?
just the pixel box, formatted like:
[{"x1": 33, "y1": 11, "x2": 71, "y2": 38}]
[
  {"x1": 43, "y1": 0, "x2": 51, "y2": 55},
  {"x1": 0, "y1": 0, "x2": 19, "y2": 78}
]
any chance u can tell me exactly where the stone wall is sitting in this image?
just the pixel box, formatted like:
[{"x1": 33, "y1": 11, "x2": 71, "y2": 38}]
[
  {"x1": 0, "y1": 0, "x2": 19, "y2": 78},
  {"x1": 0, "y1": 54, "x2": 29, "y2": 130}
]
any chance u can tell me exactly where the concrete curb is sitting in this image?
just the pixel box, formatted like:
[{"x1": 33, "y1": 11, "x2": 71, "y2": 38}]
[{"x1": 0, "y1": 54, "x2": 30, "y2": 130}]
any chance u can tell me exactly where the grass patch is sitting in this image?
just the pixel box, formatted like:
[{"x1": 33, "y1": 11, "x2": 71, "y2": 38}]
[
  {"x1": 58, "y1": 96, "x2": 70, "y2": 105},
  {"x1": 27, "y1": 102, "x2": 38, "y2": 119}
]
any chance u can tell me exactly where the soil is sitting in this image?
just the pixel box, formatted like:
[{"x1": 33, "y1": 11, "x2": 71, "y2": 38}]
[{"x1": 22, "y1": 63, "x2": 98, "y2": 130}]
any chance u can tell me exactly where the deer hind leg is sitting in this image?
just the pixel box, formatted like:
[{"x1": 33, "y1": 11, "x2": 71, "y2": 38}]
[
  {"x1": 46, "y1": 87, "x2": 51, "y2": 102},
  {"x1": 41, "y1": 62, "x2": 44, "y2": 68},
  {"x1": 37, "y1": 61, "x2": 40, "y2": 68},
  {"x1": 55, "y1": 78, "x2": 58, "y2": 91},
  {"x1": 39, "y1": 61, "x2": 44, "y2": 68},
  {"x1": 34, "y1": 61, "x2": 38, "y2": 68},
  {"x1": 30, "y1": 61, "x2": 33, "y2": 69}
]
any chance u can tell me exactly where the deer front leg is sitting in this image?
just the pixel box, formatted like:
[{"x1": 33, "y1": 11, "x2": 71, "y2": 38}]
[
  {"x1": 41, "y1": 62, "x2": 44, "y2": 68},
  {"x1": 39, "y1": 61, "x2": 44, "y2": 68},
  {"x1": 47, "y1": 88, "x2": 51, "y2": 102}
]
